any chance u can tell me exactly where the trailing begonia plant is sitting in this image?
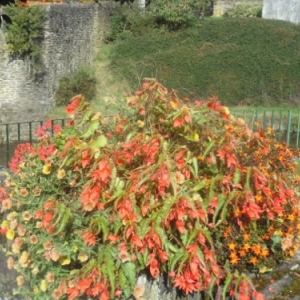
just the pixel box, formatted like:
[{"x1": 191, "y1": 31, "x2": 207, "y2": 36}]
[{"x1": 1, "y1": 79, "x2": 300, "y2": 300}]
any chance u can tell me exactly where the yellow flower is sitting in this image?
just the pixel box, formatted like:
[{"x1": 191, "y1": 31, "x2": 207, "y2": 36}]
[
  {"x1": 32, "y1": 267, "x2": 39, "y2": 275},
  {"x1": 1, "y1": 220, "x2": 9, "y2": 229},
  {"x1": 6, "y1": 229, "x2": 15, "y2": 240},
  {"x1": 191, "y1": 132, "x2": 199, "y2": 141},
  {"x1": 72, "y1": 245, "x2": 78, "y2": 253},
  {"x1": 42, "y1": 165, "x2": 52, "y2": 175},
  {"x1": 40, "y1": 280, "x2": 47, "y2": 292},
  {"x1": 222, "y1": 106, "x2": 230, "y2": 115},
  {"x1": 19, "y1": 251, "x2": 30, "y2": 265},
  {"x1": 34, "y1": 286, "x2": 39, "y2": 294},
  {"x1": 59, "y1": 256, "x2": 71, "y2": 266},
  {"x1": 137, "y1": 120, "x2": 145, "y2": 128},
  {"x1": 78, "y1": 252, "x2": 88, "y2": 262},
  {"x1": 57, "y1": 169, "x2": 66, "y2": 179}
]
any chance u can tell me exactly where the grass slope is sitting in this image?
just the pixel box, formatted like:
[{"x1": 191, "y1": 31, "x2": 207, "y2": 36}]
[{"x1": 109, "y1": 18, "x2": 300, "y2": 107}]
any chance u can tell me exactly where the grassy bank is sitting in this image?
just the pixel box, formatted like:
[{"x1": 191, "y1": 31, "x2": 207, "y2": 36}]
[{"x1": 109, "y1": 17, "x2": 300, "y2": 107}]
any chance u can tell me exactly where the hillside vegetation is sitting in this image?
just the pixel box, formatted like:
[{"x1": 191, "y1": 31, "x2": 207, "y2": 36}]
[{"x1": 109, "y1": 17, "x2": 300, "y2": 107}]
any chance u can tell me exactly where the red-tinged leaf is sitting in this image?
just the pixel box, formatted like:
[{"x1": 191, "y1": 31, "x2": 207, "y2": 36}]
[
  {"x1": 186, "y1": 244, "x2": 198, "y2": 255},
  {"x1": 176, "y1": 220, "x2": 186, "y2": 233},
  {"x1": 100, "y1": 288, "x2": 110, "y2": 300},
  {"x1": 184, "y1": 112, "x2": 192, "y2": 123},
  {"x1": 107, "y1": 235, "x2": 121, "y2": 244},
  {"x1": 239, "y1": 292, "x2": 251, "y2": 300},
  {"x1": 226, "y1": 153, "x2": 238, "y2": 168},
  {"x1": 78, "y1": 278, "x2": 93, "y2": 293},
  {"x1": 253, "y1": 291, "x2": 266, "y2": 300},
  {"x1": 158, "y1": 249, "x2": 169, "y2": 262},
  {"x1": 67, "y1": 287, "x2": 80, "y2": 300},
  {"x1": 132, "y1": 235, "x2": 143, "y2": 248}
]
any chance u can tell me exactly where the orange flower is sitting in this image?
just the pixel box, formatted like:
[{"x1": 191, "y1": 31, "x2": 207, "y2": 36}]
[
  {"x1": 119, "y1": 250, "x2": 130, "y2": 262},
  {"x1": 230, "y1": 251, "x2": 240, "y2": 264},
  {"x1": 251, "y1": 244, "x2": 262, "y2": 255},
  {"x1": 7, "y1": 257, "x2": 14, "y2": 270},
  {"x1": 243, "y1": 233, "x2": 251, "y2": 241},
  {"x1": 22, "y1": 211, "x2": 32, "y2": 221},
  {"x1": 133, "y1": 285, "x2": 145, "y2": 299},
  {"x1": 261, "y1": 248, "x2": 269, "y2": 257},
  {"x1": 250, "y1": 256, "x2": 259, "y2": 265},
  {"x1": 239, "y1": 249, "x2": 247, "y2": 257},
  {"x1": 243, "y1": 243, "x2": 251, "y2": 252},
  {"x1": 52, "y1": 288, "x2": 63, "y2": 300},
  {"x1": 282, "y1": 237, "x2": 293, "y2": 251},
  {"x1": 32, "y1": 186, "x2": 42, "y2": 196},
  {"x1": 1, "y1": 199, "x2": 13, "y2": 212},
  {"x1": 16, "y1": 275, "x2": 25, "y2": 287},
  {"x1": 174, "y1": 171, "x2": 185, "y2": 185},
  {"x1": 45, "y1": 272, "x2": 55, "y2": 283},
  {"x1": 20, "y1": 188, "x2": 29, "y2": 197},
  {"x1": 228, "y1": 243, "x2": 237, "y2": 250},
  {"x1": 43, "y1": 241, "x2": 53, "y2": 250}
]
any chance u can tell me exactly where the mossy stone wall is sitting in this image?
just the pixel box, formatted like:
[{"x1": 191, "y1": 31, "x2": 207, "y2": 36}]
[{"x1": 0, "y1": 3, "x2": 110, "y2": 124}]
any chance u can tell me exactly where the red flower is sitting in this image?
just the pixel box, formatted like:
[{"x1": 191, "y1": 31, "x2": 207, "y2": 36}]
[{"x1": 174, "y1": 118, "x2": 185, "y2": 128}]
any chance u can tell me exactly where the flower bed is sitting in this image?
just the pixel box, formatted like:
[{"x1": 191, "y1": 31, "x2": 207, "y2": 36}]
[{"x1": 0, "y1": 80, "x2": 300, "y2": 300}]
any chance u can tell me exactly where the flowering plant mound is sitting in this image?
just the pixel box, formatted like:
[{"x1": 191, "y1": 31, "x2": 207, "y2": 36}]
[{"x1": 1, "y1": 79, "x2": 300, "y2": 300}]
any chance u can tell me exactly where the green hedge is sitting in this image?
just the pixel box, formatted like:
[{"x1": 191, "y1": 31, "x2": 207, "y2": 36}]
[{"x1": 109, "y1": 18, "x2": 300, "y2": 106}]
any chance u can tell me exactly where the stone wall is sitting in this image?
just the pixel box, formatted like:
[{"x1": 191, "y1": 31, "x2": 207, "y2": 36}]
[
  {"x1": 0, "y1": 3, "x2": 111, "y2": 126},
  {"x1": 262, "y1": 0, "x2": 300, "y2": 25},
  {"x1": 213, "y1": 0, "x2": 263, "y2": 16}
]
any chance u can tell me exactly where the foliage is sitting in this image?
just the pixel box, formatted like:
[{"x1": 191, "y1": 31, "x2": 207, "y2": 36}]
[
  {"x1": 3, "y1": 3, "x2": 45, "y2": 67},
  {"x1": 110, "y1": 17, "x2": 300, "y2": 107},
  {"x1": 224, "y1": 4, "x2": 262, "y2": 18},
  {"x1": 0, "y1": 0, "x2": 26, "y2": 28},
  {"x1": 105, "y1": 0, "x2": 212, "y2": 42},
  {"x1": 1, "y1": 80, "x2": 300, "y2": 299},
  {"x1": 147, "y1": 0, "x2": 207, "y2": 30},
  {"x1": 55, "y1": 67, "x2": 97, "y2": 107}
]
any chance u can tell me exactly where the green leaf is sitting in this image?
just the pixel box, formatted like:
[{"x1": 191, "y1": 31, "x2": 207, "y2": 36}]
[
  {"x1": 105, "y1": 254, "x2": 116, "y2": 297},
  {"x1": 170, "y1": 248, "x2": 185, "y2": 272},
  {"x1": 53, "y1": 207, "x2": 71, "y2": 236},
  {"x1": 121, "y1": 262, "x2": 136, "y2": 289},
  {"x1": 119, "y1": 268, "x2": 127, "y2": 291},
  {"x1": 222, "y1": 274, "x2": 233, "y2": 300},
  {"x1": 233, "y1": 169, "x2": 242, "y2": 184},
  {"x1": 192, "y1": 180, "x2": 206, "y2": 192},
  {"x1": 208, "y1": 276, "x2": 218, "y2": 300},
  {"x1": 192, "y1": 157, "x2": 199, "y2": 178},
  {"x1": 100, "y1": 216, "x2": 109, "y2": 241},
  {"x1": 202, "y1": 140, "x2": 215, "y2": 159},
  {"x1": 80, "y1": 108, "x2": 93, "y2": 125},
  {"x1": 81, "y1": 119, "x2": 99, "y2": 139},
  {"x1": 90, "y1": 134, "x2": 107, "y2": 150}
]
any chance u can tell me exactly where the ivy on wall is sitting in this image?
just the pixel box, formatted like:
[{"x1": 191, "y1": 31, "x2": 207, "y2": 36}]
[{"x1": 3, "y1": 4, "x2": 46, "y2": 70}]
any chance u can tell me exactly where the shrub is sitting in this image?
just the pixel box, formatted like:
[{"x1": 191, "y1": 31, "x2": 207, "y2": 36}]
[
  {"x1": 224, "y1": 4, "x2": 263, "y2": 18},
  {"x1": 55, "y1": 67, "x2": 97, "y2": 107},
  {"x1": 4, "y1": 4, "x2": 46, "y2": 67},
  {"x1": 1, "y1": 80, "x2": 300, "y2": 299}
]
